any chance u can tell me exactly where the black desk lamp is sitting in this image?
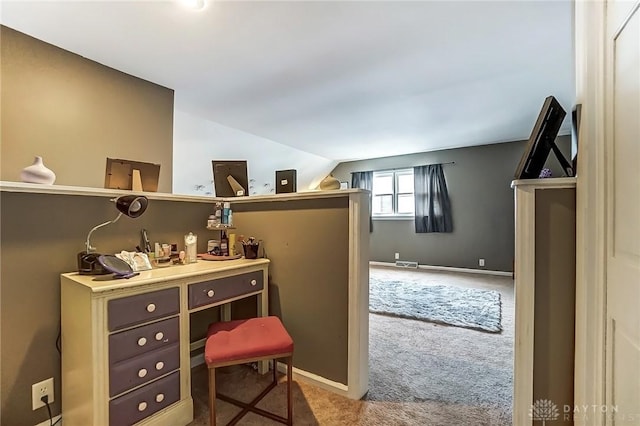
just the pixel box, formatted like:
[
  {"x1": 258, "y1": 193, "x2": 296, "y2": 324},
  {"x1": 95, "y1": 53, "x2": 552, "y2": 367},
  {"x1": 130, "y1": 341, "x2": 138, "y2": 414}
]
[{"x1": 77, "y1": 195, "x2": 149, "y2": 275}]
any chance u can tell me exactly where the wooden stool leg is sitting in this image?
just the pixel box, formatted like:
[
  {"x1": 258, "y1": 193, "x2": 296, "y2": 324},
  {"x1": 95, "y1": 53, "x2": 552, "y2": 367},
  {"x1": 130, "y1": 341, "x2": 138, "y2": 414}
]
[
  {"x1": 209, "y1": 366, "x2": 217, "y2": 426},
  {"x1": 287, "y1": 356, "x2": 293, "y2": 425}
]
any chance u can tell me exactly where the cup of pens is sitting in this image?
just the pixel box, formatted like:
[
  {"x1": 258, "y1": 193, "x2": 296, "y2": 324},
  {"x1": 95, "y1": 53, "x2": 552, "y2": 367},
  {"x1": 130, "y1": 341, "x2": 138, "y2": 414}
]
[{"x1": 241, "y1": 237, "x2": 260, "y2": 259}]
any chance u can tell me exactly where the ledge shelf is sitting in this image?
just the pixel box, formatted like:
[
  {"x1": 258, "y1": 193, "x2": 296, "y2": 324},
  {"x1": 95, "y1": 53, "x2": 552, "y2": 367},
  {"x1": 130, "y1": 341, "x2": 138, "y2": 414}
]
[{"x1": 0, "y1": 181, "x2": 367, "y2": 204}]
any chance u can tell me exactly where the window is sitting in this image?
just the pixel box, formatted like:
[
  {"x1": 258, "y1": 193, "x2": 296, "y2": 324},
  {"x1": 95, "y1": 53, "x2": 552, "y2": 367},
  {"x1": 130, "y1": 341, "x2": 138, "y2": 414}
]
[{"x1": 372, "y1": 169, "x2": 414, "y2": 216}]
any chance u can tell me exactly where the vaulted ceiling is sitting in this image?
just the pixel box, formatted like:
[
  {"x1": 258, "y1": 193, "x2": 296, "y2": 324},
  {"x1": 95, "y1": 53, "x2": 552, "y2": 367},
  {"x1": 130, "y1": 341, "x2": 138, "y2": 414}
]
[{"x1": 2, "y1": 0, "x2": 574, "y2": 162}]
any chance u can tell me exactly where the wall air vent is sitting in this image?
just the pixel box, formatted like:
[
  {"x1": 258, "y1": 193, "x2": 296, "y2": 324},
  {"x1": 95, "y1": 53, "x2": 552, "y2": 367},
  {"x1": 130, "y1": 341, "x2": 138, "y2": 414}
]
[{"x1": 395, "y1": 261, "x2": 418, "y2": 268}]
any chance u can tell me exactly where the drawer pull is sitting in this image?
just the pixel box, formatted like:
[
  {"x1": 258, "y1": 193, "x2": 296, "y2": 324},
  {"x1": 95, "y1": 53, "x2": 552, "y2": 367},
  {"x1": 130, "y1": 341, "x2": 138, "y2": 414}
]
[
  {"x1": 146, "y1": 303, "x2": 156, "y2": 313},
  {"x1": 251, "y1": 279, "x2": 257, "y2": 286},
  {"x1": 138, "y1": 401, "x2": 148, "y2": 412},
  {"x1": 156, "y1": 393, "x2": 165, "y2": 403},
  {"x1": 138, "y1": 368, "x2": 148, "y2": 378},
  {"x1": 155, "y1": 332, "x2": 164, "y2": 341},
  {"x1": 155, "y1": 361, "x2": 164, "y2": 371},
  {"x1": 137, "y1": 337, "x2": 147, "y2": 347},
  {"x1": 207, "y1": 290, "x2": 215, "y2": 298}
]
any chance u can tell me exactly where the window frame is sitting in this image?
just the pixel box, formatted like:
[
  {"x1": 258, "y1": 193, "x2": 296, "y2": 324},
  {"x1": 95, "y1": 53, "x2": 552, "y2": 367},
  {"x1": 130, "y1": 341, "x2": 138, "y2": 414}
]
[{"x1": 372, "y1": 168, "x2": 415, "y2": 218}]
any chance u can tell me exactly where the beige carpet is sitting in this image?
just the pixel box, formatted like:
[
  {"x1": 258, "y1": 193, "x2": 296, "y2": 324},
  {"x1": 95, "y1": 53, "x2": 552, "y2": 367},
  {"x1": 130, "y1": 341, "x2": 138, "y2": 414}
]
[{"x1": 189, "y1": 266, "x2": 514, "y2": 425}]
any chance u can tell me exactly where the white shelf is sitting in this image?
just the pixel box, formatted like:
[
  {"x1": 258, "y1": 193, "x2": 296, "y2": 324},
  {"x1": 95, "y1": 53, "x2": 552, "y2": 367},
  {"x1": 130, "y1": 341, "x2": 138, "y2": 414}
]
[
  {"x1": 206, "y1": 225, "x2": 236, "y2": 231},
  {"x1": 0, "y1": 181, "x2": 368, "y2": 204},
  {"x1": 511, "y1": 177, "x2": 577, "y2": 189},
  {"x1": 0, "y1": 181, "x2": 215, "y2": 203}
]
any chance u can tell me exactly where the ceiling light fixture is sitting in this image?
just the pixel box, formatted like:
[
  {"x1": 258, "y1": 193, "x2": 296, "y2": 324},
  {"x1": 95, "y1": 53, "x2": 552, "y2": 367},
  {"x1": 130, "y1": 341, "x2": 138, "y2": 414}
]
[{"x1": 179, "y1": 0, "x2": 206, "y2": 11}]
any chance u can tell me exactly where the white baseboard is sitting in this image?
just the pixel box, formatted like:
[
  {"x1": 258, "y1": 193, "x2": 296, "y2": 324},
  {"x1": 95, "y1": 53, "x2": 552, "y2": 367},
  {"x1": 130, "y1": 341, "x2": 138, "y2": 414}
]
[
  {"x1": 190, "y1": 337, "x2": 206, "y2": 352},
  {"x1": 36, "y1": 414, "x2": 61, "y2": 426},
  {"x1": 370, "y1": 261, "x2": 513, "y2": 277},
  {"x1": 275, "y1": 362, "x2": 349, "y2": 397},
  {"x1": 191, "y1": 354, "x2": 349, "y2": 397},
  {"x1": 191, "y1": 353, "x2": 205, "y2": 369}
]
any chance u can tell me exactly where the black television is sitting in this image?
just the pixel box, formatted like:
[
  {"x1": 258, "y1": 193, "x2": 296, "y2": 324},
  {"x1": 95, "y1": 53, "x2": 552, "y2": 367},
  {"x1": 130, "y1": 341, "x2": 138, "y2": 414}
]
[
  {"x1": 212, "y1": 160, "x2": 249, "y2": 197},
  {"x1": 514, "y1": 96, "x2": 574, "y2": 179}
]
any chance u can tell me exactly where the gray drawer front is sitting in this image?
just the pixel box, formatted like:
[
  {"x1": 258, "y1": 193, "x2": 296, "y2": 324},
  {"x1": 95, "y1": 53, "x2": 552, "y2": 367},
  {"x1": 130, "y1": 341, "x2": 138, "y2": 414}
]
[
  {"x1": 109, "y1": 317, "x2": 179, "y2": 365},
  {"x1": 109, "y1": 343, "x2": 180, "y2": 397},
  {"x1": 188, "y1": 270, "x2": 263, "y2": 309},
  {"x1": 108, "y1": 287, "x2": 179, "y2": 331},
  {"x1": 109, "y1": 370, "x2": 180, "y2": 426}
]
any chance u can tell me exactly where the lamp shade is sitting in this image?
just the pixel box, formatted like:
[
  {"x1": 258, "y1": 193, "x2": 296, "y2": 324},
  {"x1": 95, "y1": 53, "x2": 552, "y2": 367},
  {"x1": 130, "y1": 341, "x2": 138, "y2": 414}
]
[{"x1": 115, "y1": 195, "x2": 148, "y2": 218}]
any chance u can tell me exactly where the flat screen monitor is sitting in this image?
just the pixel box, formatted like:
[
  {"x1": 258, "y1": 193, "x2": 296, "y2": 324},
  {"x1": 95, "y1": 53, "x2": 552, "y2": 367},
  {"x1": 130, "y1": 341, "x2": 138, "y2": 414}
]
[
  {"x1": 212, "y1": 160, "x2": 249, "y2": 197},
  {"x1": 514, "y1": 96, "x2": 574, "y2": 179}
]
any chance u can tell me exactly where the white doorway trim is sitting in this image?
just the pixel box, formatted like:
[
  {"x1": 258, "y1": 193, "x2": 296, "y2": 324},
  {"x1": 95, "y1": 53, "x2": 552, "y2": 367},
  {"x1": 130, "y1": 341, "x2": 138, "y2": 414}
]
[{"x1": 573, "y1": 0, "x2": 607, "y2": 423}]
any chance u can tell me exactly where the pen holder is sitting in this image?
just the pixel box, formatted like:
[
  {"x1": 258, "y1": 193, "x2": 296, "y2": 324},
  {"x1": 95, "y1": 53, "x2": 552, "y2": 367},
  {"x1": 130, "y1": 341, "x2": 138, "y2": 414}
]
[{"x1": 242, "y1": 243, "x2": 260, "y2": 259}]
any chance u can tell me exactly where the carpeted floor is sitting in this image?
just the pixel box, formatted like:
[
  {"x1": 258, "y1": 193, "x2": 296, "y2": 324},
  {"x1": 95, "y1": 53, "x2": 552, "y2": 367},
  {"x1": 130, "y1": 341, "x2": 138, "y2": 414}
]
[{"x1": 189, "y1": 266, "x2": 514, "y2": 425}]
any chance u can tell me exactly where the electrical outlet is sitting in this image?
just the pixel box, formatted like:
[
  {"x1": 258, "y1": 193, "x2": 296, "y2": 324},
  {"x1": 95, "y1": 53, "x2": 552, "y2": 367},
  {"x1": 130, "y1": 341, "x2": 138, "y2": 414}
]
[
  {"x1": 394, "y1": 252, "x2": 400, "y2": 260},
  {"x1": 479, "y1": 258, "x2": 485, "y2": 267},
  {"x1": 32, "y1": 378, "x2": 54, "y2": 410}
]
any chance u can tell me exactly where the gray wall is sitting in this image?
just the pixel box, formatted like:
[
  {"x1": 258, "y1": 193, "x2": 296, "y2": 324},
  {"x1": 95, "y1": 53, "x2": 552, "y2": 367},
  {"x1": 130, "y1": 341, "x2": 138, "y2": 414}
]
[
  {"x1": 331, "y1": 136, "x2": 571, "y2": 272},
  {"x1": 0, "y1": 26, "x2": 175, "y2": 192}
]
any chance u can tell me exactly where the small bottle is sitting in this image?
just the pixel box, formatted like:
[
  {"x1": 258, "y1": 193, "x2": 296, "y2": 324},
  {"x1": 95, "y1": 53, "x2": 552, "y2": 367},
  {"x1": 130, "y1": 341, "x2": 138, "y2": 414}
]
[
  {"x1": 184, "y1": 232, "x2": 197, "y2": 263},
  {"x1": 207, "y1": 214, "x2": 216, "y2": 228},
  {"x1": 227, "y1": 209, "x2": 233, "y2": 226},
  {"x1": 220, "y1": 231, "x2": 229, "y2": 256},
  {"x1": 222, "y1": 202, "x2": 231, "y2": 225},
  {"x1": 214, "y1": 202, "x2": 222, "y2": 225},
  {"x1": 228, "y1": 233, "x2": 236, "y2": 256}
]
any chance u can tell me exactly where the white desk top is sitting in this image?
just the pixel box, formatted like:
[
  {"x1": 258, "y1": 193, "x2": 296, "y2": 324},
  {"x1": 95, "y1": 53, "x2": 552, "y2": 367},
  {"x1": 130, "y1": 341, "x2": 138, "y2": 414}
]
[{"x1": 61, "y1": 258, "x2": 269, "y2": 292}]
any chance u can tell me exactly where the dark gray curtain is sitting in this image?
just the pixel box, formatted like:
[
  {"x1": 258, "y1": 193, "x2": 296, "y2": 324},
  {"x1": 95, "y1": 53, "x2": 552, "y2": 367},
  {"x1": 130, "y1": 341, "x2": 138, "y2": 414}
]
[
  {"x1": 414, "y1": 164, "x2": 453, "y2": 233},
  {"x1": 351, "y1": 171, "x2": 373, "y2": 232}
]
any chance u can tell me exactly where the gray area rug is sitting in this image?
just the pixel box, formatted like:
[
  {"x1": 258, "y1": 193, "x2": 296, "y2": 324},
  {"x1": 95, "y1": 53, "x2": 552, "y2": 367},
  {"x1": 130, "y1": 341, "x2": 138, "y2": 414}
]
[{"x1": 369, "y1": 276, "x2": 503, "y2": 332}]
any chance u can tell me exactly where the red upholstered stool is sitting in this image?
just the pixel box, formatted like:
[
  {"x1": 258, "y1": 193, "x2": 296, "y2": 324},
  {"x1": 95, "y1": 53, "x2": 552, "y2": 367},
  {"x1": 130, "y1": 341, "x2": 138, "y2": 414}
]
[{"x1": 205, "y1": 316, "x2": 294, "y2": 426}]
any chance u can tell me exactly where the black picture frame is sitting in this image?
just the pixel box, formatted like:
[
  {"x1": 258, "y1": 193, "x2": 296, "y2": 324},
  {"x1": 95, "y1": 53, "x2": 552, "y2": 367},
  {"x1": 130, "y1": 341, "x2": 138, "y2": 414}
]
[
  {"x1": 571, "y1": 104, "x2": 582, "y2": 176},
  {"x1": 212, "y1": 160, "x2": 249, "y2": 197},
  {"x1": 514, "y1": 96, "x2": 573, "y2": 179}
]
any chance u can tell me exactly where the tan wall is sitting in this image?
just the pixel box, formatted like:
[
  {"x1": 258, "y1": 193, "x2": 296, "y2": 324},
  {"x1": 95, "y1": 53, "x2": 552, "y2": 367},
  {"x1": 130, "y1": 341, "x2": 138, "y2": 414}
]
[
  {"x1": 0, "y1": 192, "x2": 352, "y2": 424},
  {"x1": 0, "y1": 193, "x2": 212, "y2": 425},
  {"x1": 0, "y1": 26, "x2": 174, "y2": 192},
  {"x1": 534, "y1": 188, "x2": 576, "y2": 424},
  {"x1": 232, "y1": 199, "x2": 351, "y2": 384}
]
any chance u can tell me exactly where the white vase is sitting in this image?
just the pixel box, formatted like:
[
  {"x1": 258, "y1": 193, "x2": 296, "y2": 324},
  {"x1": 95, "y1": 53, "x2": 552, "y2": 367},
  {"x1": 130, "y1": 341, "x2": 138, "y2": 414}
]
[{"x1": 20, "y1": 156, "x2": 56, "y2": 184}]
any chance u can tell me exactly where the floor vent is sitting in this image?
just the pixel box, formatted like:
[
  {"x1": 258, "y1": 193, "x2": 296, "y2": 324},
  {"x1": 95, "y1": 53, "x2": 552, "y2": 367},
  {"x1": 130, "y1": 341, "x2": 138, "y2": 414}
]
[{"x1": 395, "y1": 260, "x2": 418, "y2": 268}]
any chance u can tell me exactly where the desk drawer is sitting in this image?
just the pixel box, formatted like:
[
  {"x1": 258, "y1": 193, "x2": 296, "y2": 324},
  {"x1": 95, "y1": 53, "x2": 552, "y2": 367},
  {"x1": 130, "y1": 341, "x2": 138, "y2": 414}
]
[
  {"x1": 109, "y1": 343, "x2": 180, "y2": 397},
  {"x1": 109, "y1": 370, "x2": 180, "y2": 426},
  {"x1": 108, "y1": 287, "x2": 179, "y2": 331},
  {"x1": 109, "y1": 317, "x2": 179, "y2": 364},
  {"x1": 189, "y1": 271, "x2": 263, "y2": 309}
]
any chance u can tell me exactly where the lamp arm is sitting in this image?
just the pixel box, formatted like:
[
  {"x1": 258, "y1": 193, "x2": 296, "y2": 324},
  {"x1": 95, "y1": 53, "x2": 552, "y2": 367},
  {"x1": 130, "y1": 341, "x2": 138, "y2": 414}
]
[{"x1": 85, "y1": 212, "x2": 123, "y2": 253}]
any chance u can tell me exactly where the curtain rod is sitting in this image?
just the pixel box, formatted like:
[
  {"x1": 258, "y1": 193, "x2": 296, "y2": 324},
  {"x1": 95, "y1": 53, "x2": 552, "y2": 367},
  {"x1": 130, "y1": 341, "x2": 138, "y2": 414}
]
[{"x1": 351, "y1": 161, "x2": 455, "y2": 174}]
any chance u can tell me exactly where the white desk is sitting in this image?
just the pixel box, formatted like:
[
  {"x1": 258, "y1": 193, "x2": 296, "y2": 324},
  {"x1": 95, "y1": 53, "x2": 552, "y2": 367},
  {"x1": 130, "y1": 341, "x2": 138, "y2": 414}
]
[{"x1": 60, "y1": 259, "x2": 269, "y2": 426}]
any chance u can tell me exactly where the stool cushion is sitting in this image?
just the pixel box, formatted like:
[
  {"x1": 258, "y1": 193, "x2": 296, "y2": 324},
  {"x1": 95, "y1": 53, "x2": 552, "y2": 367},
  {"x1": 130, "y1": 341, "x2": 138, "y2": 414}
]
[{"x1": 205, "y1": 316, "x2": 294, "y2": 365}]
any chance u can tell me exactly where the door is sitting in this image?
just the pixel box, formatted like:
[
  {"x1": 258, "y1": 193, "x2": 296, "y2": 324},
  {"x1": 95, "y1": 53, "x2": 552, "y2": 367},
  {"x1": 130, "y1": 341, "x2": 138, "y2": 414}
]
[{"x1": 605, "y1": 0, "x2": 640, "y2": 424}]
